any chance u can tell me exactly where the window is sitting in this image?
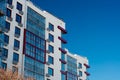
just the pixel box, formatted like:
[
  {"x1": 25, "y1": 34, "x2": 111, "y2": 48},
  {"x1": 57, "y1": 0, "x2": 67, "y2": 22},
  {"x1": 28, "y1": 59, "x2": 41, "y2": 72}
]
[
  {"x1": 61, "y1": 53, "x2": 65, "y2": 60},
  {"x1": 2, "y1": 48, "x2": 8, "y2": 58},
  {"x1": 7, "y1": 0, "x2": 12, "y2": 5},
  {"x1": 49, "y1": 33, "x2": 54, "y2": 42},
  {"x1": 1, "y1": 62, "x2": 7, "y2": 70},
  {"x1": 13, "y1": 52, "x2": 19, "y2": 62},
  {"x1": 78, "y1": 63, "x2": 82, "y2": 68},
  {"x1": 48, "y1": 67, "x2": 54, "y2": 76},
  {"x1": 4, "y1": 34, "x2": 9, "y2": 44},
  {"x1": 61, "y1": 74, "x2": 66, "y2": 80},
  {"x1": 49, "y1": 23, "x2": 54, "y2": 31},
  {"x1": 12, "y1": 66, "x2": 18, "y2": 73},
  {"x1": 14, "y1": 39, "x2": 20, "y2": 48},
  {"x1": 61, "y1": 63, "x2": 65, "y2": 71},
  {"x1": 79, "y1": 71, "x2": 82, "y2": 77},
  {"x1": 16, "y1": 14, "x2": 22, "y2": 23},
  {"x1": 48, "y1": 45, "x2": 54, "y2": 53},
  {"x1": 15, "y1": 27, "x2": 20, "y2": 36},
  {"x1": 6, "y1": 8, "x2": 11, "y2": 17},
  {"x1": 5, "y1": 21, "x2": 10, "y2": 30},
  {"x1": 48, "y1": 56, "x2": 54, "y2": 64},
  {"x1": 17, "y1": 2, "x2": 22, "y2": 11}
]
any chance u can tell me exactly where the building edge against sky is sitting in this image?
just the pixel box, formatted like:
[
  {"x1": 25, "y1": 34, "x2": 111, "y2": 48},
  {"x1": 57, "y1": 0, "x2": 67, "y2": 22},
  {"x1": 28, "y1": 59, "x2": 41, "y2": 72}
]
[{"x1": 0, "y1": 0, "x2": 90, "y2": 80}]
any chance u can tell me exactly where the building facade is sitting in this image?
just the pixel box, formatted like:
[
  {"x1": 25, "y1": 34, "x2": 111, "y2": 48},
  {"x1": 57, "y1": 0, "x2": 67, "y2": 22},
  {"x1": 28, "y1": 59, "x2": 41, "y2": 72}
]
[{"x1": 0, "y1": 0, "x2": 90, "y2": 80}]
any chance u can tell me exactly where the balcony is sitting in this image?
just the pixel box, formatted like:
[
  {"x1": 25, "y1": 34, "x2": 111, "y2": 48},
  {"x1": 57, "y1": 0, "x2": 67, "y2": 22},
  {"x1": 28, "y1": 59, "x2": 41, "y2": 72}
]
[
  {"x1": 14, "y1": 34, "x2": 20, "y2": 38},
  {"x1": 7, "y1": 17, "x2": 13, "y2": 21},
  {"x1": 46, "y1": 39, "x2": 50, "y2": 43},
  {"x1": 13, "y1": 47, "x2": 19, "y2": 51},
  {"x1": 2, "y1": 56, "x2": 7, "y2": 60},
  {"x1": 84, "y1": 63, "x2": 90, "y2": 68},
  {"x1": 46, "y1": 50, "x2": 50, "y2": 54},
  {"x1": 4, "y1": 28, "x2": 9, "y2": 33},
  {"x1": 46, "y1": 73, "x2": 50, "y2": 77},
  {"x1": 46, "y1": 61, "x2": 50, "y2": 65},
  {"x1": 4, "y1": 42, "x2": 8, "y2": 46},
  {"x1": 84, "y1": 71, "x2": 90, "y2": 76},
  {"x1": 59, "y1": 48, "x2": 67, "y2": 54},
  {"x1": 18, "y1": 23, "x2": 23, "y2": 27},
  {"x1": 8, "y1": 4, "x2": 14, "y2": 9},
  {"x1": 18, "y1": 11, "x2": 24, "y2": 15},
  {"x1": 58, "y1": 37, "x2": 67, "y2": 44},
  {"x1": 58, "y1": 26, "x2": 67, "y2": 34},
  {"x1": 13, "y1": 60, "x2": 18, "y2": 65}
]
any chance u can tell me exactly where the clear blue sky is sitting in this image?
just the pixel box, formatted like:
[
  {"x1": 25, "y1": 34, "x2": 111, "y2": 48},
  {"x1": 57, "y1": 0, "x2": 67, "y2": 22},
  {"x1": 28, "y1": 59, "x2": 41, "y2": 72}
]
[{"x1": 32, "y1": 0, "x2": 120, "y2": 80}]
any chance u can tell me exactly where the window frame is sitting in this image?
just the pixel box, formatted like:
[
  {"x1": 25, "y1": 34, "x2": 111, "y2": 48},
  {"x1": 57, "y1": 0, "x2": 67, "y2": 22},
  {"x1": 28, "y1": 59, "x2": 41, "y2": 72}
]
[
  {"x1": 2, "y1": 48, "x2": 8, "y2": 58},
  {"x1": 4, "y1": 34, "x2": 9, "y2": 44},
  {"x1": 1, "y1": 62, "x2": 7, "y2": 70},
  {"x1": 16, "y1": 14, "x2": 22, "y2": 23},
  {"x1": 48, "y1": 55, "x2": 54, "y2": 64},
  {"x1": 48, "y1": 67, "x2": 54, "y2": 76},
  {"x1": 13, "y1": 52, "x2": 19, "y2": 62},
  {"x1": 6, "y1": 8, "x2": 12, "y2": 17},
  {"x1": 16, "y1": 2, "x2": 22, "y2": 11},
  {"x1": 48, "y1": 45, "x2": 54, "y2": 53},
  {"x1": 49, "y1": 23, "x2": 54, "y2": 31},
  {"x1": 14, "y1": 39, "x2": 20, "y2": 48},
  {"x1": 15, "y1": 27, "x2": 21, "y2": 36},
  {"x1": 49, "y1": 33, "x2": 54, "y2": 42},
  {"x1": 5, "y1": 21, "x2": 10, "y2": 30}
]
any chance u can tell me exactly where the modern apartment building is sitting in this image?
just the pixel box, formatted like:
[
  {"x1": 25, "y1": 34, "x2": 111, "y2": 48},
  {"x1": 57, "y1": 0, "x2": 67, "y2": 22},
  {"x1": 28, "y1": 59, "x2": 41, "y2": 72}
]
[{"x1": 0, "y1": 0, "x2": 90, "y2": 80}]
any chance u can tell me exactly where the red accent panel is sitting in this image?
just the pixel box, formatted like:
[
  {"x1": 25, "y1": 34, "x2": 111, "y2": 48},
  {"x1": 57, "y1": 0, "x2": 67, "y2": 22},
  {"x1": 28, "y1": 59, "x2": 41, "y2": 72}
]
[
  {"x1": 59, "y1": 59, "x2": 67, "y2": 64},
  {"x1": 60, "y1": 70, "x2": 67, "y2": 75},
  {"x1": 84, "y1": 63, "x2": 90, "y2": 68},
  {"x1": 23, "y1": 29, "x2": 26, "y2": 54},
  {"x1": 59, "y1": 48, "x2": 67, "y2": 54},
  {"x1": 58, "y1": 26, "x2": 67, "y2": 34},
  {"x1": 58, "y1": 36, "x2": 67, "y2": 44},
  {"x1": 85, "y1": 71, "x2": 90, "y2": 76},
  {"x1": 44, "y1": 40, "x2": 46, "y2": 64}
]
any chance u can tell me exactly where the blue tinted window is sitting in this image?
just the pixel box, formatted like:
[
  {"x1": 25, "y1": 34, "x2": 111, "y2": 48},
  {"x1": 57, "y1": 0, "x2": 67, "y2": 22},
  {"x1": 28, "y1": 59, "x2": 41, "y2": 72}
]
[
  {"x1": 79, "y1": 71, "x2": 82, "y2": 77},
  {"x1": 61, "y1": 53, "x2": 65, "y2": 60},
  {"x1": 2, "y1": 48, "x2": 8, "y2": 58},
  {"x1": 1, "y1": 62, "x2": 7, "y2": 70},
  {"x1": 6, "y1": 8, "x2": 11, "y2": 17},
  {"x1": 16, "y1": 14, "x2": 22, "y2": 23},
  {"x1": 4, "y1": 34, "x2": 9, "y2": 44},
  {"x1": 49, "y1": 23, "x2": 54, "y2": 31},
  {"x1": 49, "y1": 33, "x2": 54, "y2": 42},
  {"x1": 15, "y1": 27, "x2": 20, "y2": 35},
  {"x1": 14, "y1": 39, "x2": 20, "y2": 48},
  {"x1": 61, "y1": 63, "x2": 65, "y2": 71},
  {"x1": 48, "y1": 56, "x2": 54, "y2": 64},
  {"x1": 5, "y1": 21, "x2": 10, "y2": 30},
  {"x1": 48, "y1": 45, "x2": 54, "y2": 53},
  {"x1": 17, "y1": 2, "x2": 22, "y2": 11},
  {"x1": 13, "y1": 52, "x2": 19, "y2": 62},
  {"x1": 7, "y1": 0, "x2": 12, "y2": 5},
  {"x1": 48, "y1": 67, "x2": 54, "y2": 76},
  {"x1": 61, "y1": 74, "x2": 66, "y2": 80},
  {"x1": 78, "y1": 63, "x2": 82, "y2": 68}
]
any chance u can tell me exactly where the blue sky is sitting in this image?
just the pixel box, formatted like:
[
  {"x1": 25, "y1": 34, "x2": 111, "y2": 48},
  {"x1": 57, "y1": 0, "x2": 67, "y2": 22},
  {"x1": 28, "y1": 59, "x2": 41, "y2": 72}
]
[{"x1": 32, "y1": 0, "x2": 120, "y2": 80}]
